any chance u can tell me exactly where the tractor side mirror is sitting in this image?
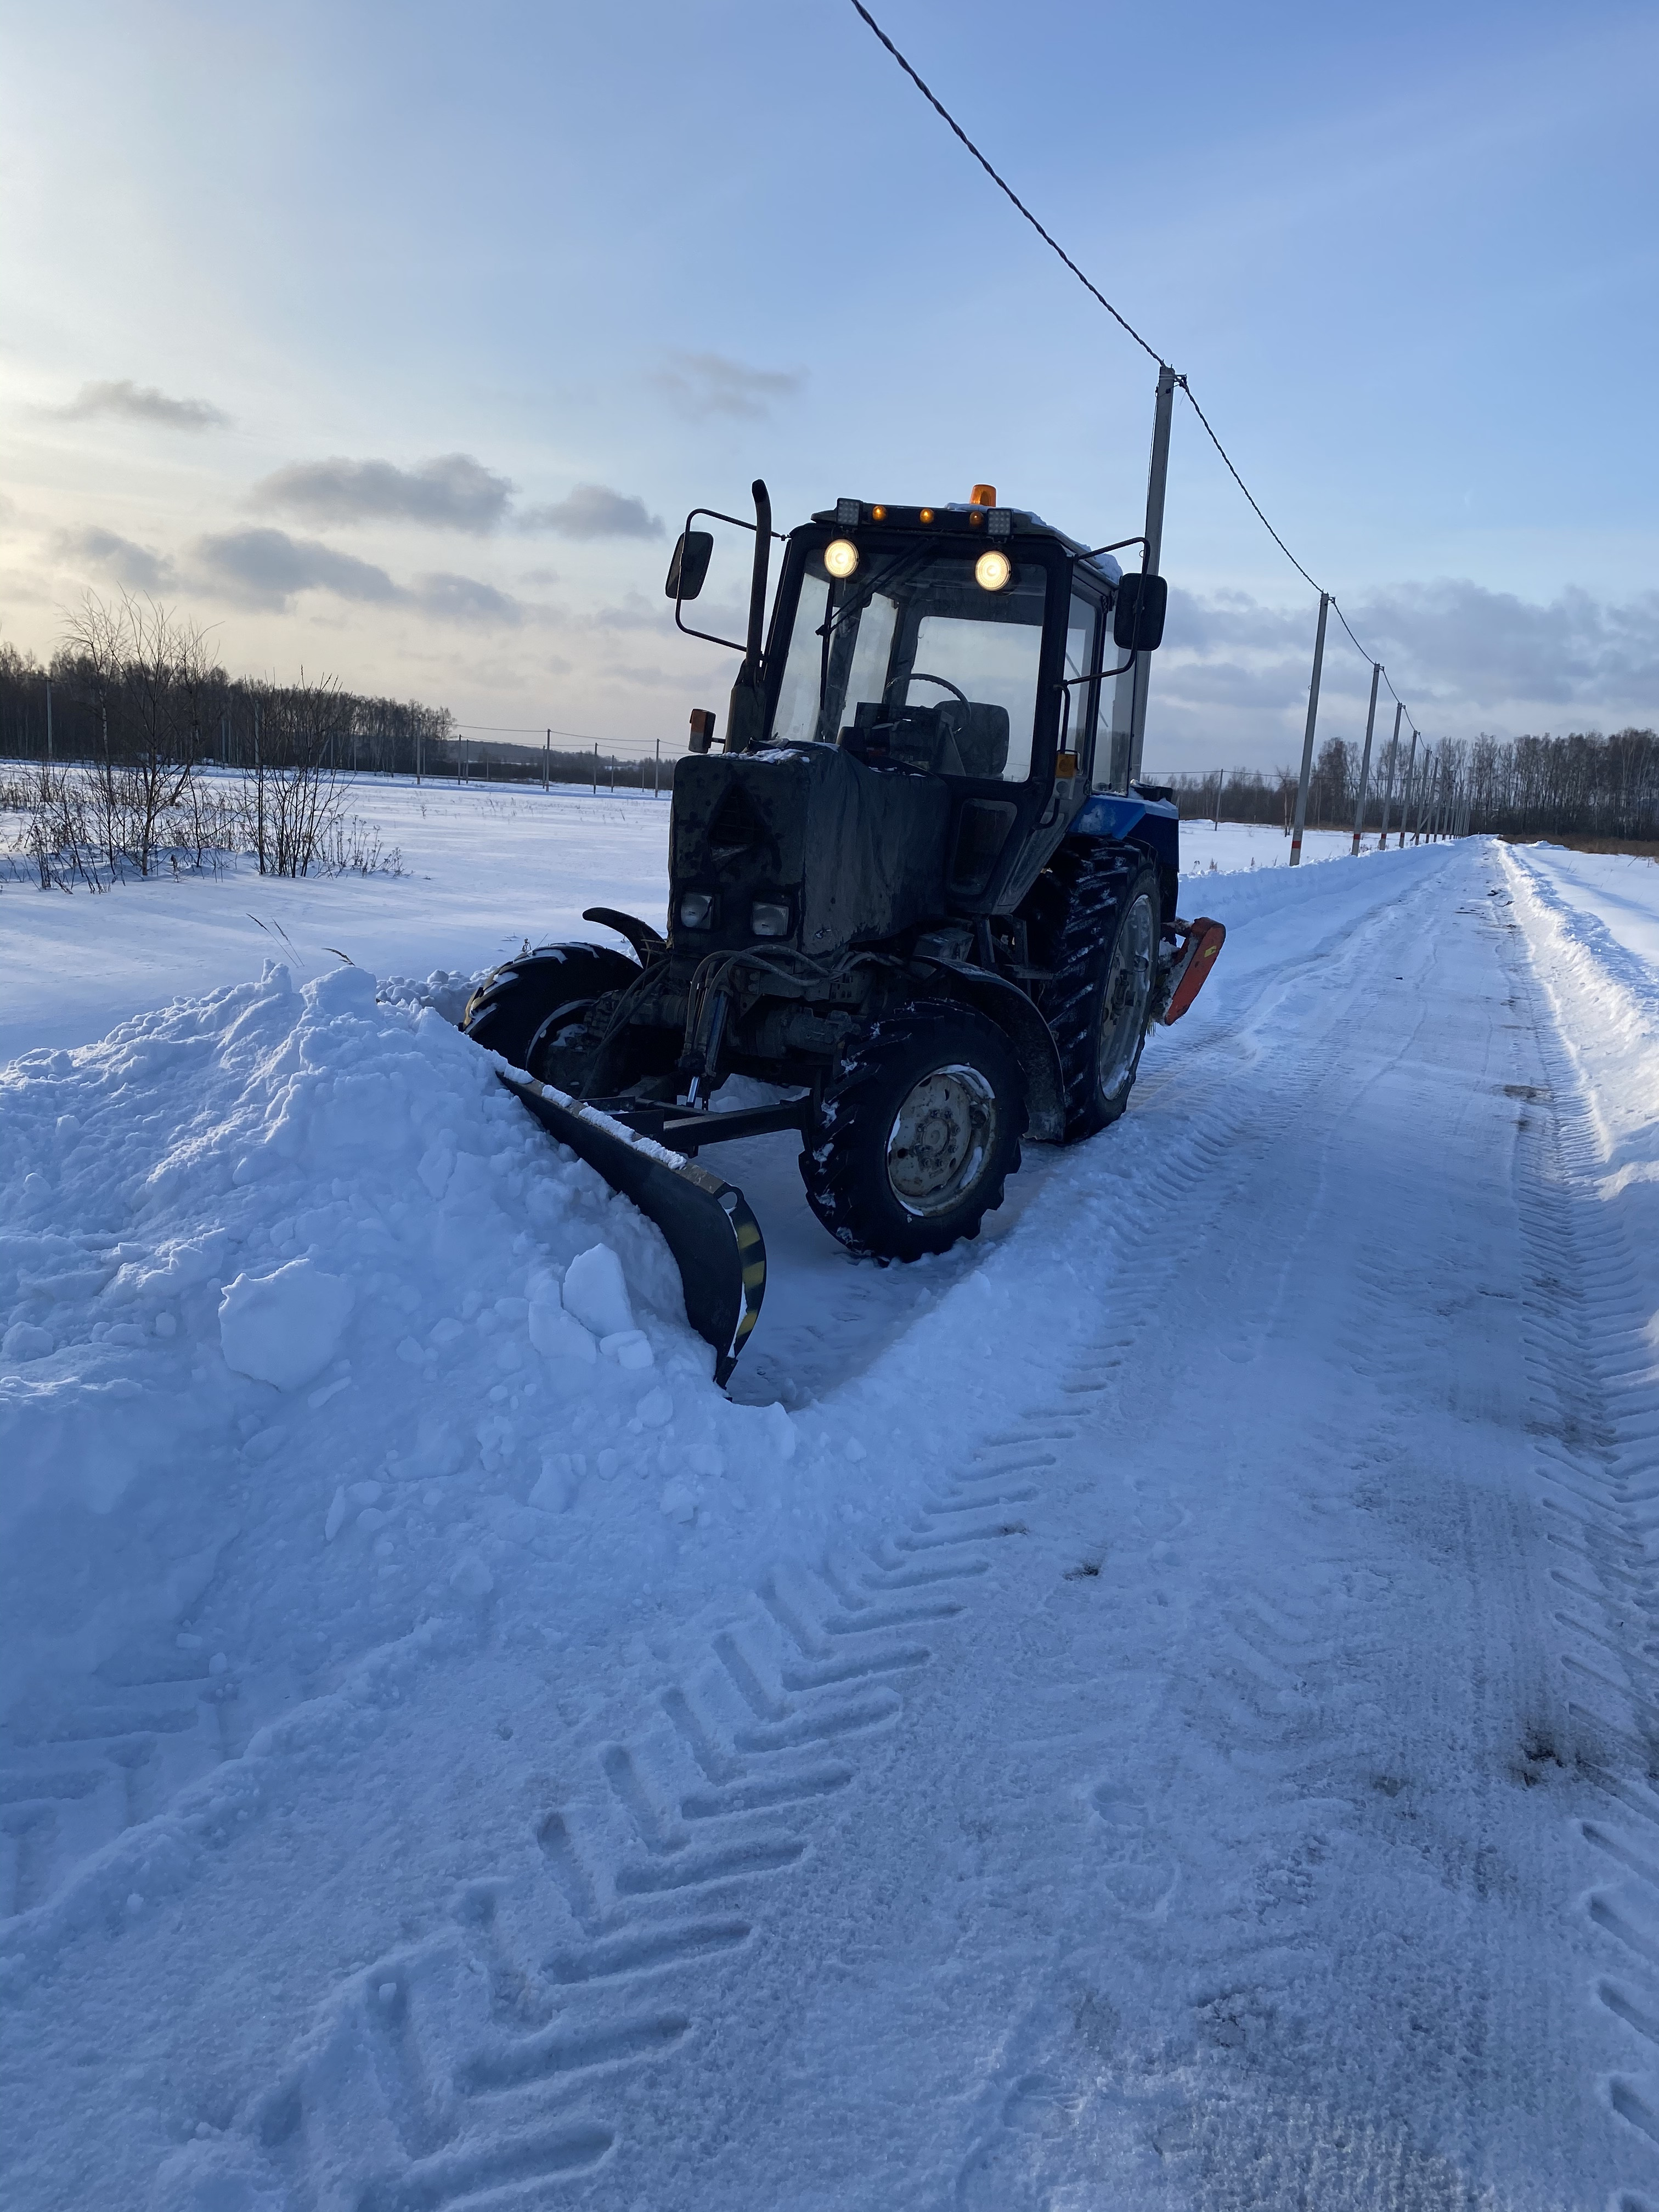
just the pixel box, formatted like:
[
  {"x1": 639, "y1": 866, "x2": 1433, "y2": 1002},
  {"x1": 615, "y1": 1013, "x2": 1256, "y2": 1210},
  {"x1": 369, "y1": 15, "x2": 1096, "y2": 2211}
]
[
  {"x1": 1113, "y1": 572, "x2": 1168, "y2": 653},
  {"x1": 665, "y1": 530, "x2": 714, "y2": 602}
]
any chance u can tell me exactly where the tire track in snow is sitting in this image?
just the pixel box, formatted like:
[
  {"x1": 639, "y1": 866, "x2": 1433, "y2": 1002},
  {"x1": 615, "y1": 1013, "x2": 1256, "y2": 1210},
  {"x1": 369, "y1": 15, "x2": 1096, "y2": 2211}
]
[
  {"x1": 0, "y1": 1612, "x2": 288, "y2": 1923},
  {"x1": 147, "y1": 851, "x2": 1474, "y2": 2210},
  {"x1": 149, "y1": 881, "x2": 1359, "y2": 2212},
  {"x1": 1501, "y1": 848, "x2": 1659, "y2": 2198},
  {"x1": 949, "y1": 849, "x2": 1584, "y2": 2208}
]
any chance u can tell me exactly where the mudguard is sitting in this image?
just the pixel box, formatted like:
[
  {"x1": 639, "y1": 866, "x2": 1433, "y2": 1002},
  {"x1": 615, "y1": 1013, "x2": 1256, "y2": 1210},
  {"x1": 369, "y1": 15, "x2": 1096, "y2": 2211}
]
[
  {"x1": 1160, "y1": 917, "x2": 1226, "y2": 1024},
  {"x1": 911, "y1": 959, "x2": 1066, "y2": 1142},
  {"x1": 497, "y1": 1071, "x2": 765, "y2": 1387}
]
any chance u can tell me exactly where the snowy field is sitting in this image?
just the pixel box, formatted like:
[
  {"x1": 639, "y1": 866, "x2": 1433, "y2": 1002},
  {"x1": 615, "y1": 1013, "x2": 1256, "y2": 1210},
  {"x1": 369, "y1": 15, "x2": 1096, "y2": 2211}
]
[
  {"x1": 0, "y1": 776, "x2": 1352, "y2": 1067},
  {"x1": 2, "y1": 780, "x2": 1658, "y2": 2209}
]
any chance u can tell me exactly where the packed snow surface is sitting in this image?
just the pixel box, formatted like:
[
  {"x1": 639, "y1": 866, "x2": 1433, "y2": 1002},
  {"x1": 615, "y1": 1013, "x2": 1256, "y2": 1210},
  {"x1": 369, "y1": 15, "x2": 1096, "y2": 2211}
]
[{"x1": 2, "y1": 782, "x2": 1657, "y2": 2209}]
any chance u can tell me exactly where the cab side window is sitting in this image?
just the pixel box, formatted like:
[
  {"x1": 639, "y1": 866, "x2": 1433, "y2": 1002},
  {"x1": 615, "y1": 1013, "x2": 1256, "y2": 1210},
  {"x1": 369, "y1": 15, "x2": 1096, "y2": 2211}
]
[{"x1": 1064, "y1": 592, "x2": 1103, "y2": 776}]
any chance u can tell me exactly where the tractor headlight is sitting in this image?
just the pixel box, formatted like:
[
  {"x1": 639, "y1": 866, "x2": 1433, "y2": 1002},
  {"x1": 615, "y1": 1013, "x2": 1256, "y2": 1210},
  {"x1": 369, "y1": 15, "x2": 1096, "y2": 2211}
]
[
  {"x1": 823, "y1": 537, "x2": 860, "y2": 580},
  {"x1": 974, "y1": 549, "x2": 1012, "y2": 592},
  {"x1": 679, "y1": 892, "x2": 713, "y2": 928},
  {"x1": 750, "y1": 900, "x2": 791, "y2": 938}
]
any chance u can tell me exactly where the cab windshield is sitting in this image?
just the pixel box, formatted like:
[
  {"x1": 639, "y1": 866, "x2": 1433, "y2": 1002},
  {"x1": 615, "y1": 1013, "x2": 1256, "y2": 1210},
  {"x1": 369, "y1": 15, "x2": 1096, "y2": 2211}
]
[{"x1": 770, "y1": 541, "x2": 1051, "y2": 782}]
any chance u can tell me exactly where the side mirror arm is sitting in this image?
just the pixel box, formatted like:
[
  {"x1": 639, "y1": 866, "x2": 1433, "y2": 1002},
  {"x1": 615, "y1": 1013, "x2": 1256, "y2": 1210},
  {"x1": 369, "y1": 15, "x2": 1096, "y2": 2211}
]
[{"x1": 668, "y1": 496, "x2": 788, "y2": 656}]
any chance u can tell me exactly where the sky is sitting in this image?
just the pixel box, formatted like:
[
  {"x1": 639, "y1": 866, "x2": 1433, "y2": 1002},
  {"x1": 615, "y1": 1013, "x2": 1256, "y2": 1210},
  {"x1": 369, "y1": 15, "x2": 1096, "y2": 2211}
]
[{"x1": 2, "y1": 0, "x2": 1656, "y2": 774}]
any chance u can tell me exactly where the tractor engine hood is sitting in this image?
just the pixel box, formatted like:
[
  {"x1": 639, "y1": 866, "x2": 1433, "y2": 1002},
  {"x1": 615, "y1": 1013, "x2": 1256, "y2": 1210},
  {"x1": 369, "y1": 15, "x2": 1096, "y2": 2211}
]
[{"x1": 668, "y1": 743, "x2": 949, "y2": 956}]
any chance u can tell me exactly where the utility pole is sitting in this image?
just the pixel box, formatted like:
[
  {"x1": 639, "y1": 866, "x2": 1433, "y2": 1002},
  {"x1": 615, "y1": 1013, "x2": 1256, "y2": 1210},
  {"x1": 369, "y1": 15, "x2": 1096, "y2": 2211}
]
[
  {"x1": 592, "y1": 743, "x2": 599, "y2": 795},
  {"x1": 544, "y1": 729, "x2": 550, "y2": 793},
  {"x1": 1396, "y1": 730, "x2": 1418, "y2": 848},
  {"x1": 1126, "y1": 361, "x2": 1177, "y2": 789},
  {"x1": 1289, "y1": 592, "x2": 1330, "y2": 866},
  {"x1": 1374, "y1": 704, "x2": 1403, "y2": 850},
  {"x1": 654, "y1": 738, "x2": 661, "y2": 797},
  {"x1": 1409, "y1": 747, "x2": 1429, "y2": 844},
  {"x1": 1350, "y1": 662, "x2": 1381, "y2": 856}
]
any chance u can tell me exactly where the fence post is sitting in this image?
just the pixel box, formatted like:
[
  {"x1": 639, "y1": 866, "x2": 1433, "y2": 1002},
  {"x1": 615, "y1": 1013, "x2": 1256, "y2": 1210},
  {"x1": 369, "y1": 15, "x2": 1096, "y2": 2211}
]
[
  {"x1": 1350, "y1": 662, "x2": 1381, "y2": 856},
  {"x1": 1126, "y1": 362, "x2": 1178, "y2": 789},
  {"x1": 1289, "y1": 592, "x2": 1329, "y2": 867}
]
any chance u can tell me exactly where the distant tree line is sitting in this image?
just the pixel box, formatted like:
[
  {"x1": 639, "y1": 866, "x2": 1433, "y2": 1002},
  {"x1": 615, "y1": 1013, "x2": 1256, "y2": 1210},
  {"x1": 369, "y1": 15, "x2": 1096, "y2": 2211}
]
[
  {"x1": 0, "y1": 622, "x2": 453, "y2": 781},
  {"x1": 0, "y1": 595, "x2": 402, "y2": 888},
  {"x1": 1163, "y1": 727, "x2": 1659, "y2": 843},
  {"x1": 0, "y1": 616, "x2": 673, "y2": 795}
]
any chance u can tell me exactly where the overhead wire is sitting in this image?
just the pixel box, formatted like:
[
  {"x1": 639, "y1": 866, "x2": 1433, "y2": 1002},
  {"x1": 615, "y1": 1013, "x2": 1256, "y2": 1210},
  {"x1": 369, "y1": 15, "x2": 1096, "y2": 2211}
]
[
  {"x1": 847, "y1": 1, "x2": 1164, "y2": 370},
  {"x1": 845, "y1": 0, "x2": 1427, "y2": 753}
]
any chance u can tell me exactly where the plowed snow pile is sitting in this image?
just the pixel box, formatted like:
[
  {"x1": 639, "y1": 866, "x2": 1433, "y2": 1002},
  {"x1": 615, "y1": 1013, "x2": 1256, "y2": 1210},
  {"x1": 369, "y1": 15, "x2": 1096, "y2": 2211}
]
[{"x1": 0, "y1": 961, "x2": 807, "y2": 1949}]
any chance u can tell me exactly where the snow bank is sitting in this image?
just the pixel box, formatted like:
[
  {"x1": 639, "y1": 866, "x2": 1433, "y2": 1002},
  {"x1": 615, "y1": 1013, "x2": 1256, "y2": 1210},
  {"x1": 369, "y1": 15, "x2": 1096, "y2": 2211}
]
[
  {"x1": 0, "y1": 959, "x2": 814, "y2": 1953},
  {"x1": 1506, "y1": 846, "x2": 1659, "y2": 1351}
]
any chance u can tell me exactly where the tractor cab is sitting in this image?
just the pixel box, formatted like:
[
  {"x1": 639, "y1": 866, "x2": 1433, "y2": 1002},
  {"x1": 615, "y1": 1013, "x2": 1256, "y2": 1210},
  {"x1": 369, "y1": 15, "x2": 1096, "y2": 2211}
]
[{"x1": 766, "y1": 496, "x2": 1127, "y2": 913}]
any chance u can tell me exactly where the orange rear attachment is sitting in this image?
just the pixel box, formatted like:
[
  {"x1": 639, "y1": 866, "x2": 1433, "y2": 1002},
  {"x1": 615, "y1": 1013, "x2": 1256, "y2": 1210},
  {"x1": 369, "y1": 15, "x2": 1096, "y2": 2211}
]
[{"x1": 1160, "y1": 916, "x2": 1226, "y2": 1025}]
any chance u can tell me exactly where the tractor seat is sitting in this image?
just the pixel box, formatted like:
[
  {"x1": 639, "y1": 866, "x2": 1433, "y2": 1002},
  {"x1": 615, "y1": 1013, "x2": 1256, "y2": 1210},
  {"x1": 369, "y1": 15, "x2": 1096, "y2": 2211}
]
[{"x1": 935, "y1": 700, "x2": 1009, "y2": 778}]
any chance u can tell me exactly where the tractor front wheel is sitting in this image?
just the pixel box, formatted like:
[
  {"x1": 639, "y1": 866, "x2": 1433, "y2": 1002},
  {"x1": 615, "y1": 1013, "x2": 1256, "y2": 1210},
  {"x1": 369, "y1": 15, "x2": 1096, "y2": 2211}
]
[
  {"x1": 800, "y1": 1002, "x2": 1026, "y2": 1260},
  {"x1": 460, "y1": 944, "x2": 639, "y2": 1085}
]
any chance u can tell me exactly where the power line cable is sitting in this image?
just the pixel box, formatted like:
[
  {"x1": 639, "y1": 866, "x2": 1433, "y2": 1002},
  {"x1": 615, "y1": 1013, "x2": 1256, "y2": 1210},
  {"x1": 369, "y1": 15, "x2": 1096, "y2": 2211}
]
[
  {"x1": 846, "y1": 1, "x2": 1428, "y2": 747},
  {"x1": 847, "y1": 1, "x2": 1164, "y2": 369}
]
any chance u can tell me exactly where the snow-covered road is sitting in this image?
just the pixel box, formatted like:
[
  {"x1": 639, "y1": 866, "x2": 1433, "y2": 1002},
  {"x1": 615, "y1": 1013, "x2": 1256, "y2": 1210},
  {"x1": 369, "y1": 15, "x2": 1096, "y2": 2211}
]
[{"x1": 3, "y1": 817, "x2": 1657, "y2": 2209}]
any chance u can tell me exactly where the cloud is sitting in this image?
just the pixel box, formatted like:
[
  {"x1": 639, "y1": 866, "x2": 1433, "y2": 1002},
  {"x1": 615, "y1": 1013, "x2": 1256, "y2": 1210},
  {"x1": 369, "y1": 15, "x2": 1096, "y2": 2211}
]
[
  {"x1": 57, "y1": 380, "x2": 230, "y2": 430},
  {"x1": 188, "y1": 526, "x2": 521, "y2": 627},
  {"x1": 191, "y1": 528, "x2": 405, "y2": 610},
  {"x1": 1338, "y1": 580, "x2": 1659, "y2": 709},
  {"x1": 651, "y1": 351, "x2": 804, "y2": 420},
  {"x1": 413, "y1": 572, "x2": 521, "y2": 626},
  {"x1": 59, "y1": 526, "x2": 178, "y2": 594},
  {"x1": 1141, "y1": 579, "x2": 1659, "y2": 769},
  {"x1": 518, "y1": 483, "x2": 663, "y2": 539},
  {"x1": 252, "y1": 453, "x2": 515, "y2": 534}
]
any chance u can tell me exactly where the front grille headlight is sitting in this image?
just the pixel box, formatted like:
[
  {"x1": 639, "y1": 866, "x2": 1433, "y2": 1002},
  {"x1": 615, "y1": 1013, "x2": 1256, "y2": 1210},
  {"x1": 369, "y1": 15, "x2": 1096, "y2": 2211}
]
[
  {"x1": 679, "y1": 892, "x2": 713, "y2": 928},
  {"x1": 750, "y1": 900, "x2": 790, "y2": 938}
]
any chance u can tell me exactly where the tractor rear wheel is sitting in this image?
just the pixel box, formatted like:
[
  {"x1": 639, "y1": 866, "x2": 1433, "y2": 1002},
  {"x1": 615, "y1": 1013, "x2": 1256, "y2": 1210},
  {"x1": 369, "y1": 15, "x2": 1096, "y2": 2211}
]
[
  {"x1": 460, "y1": 944, "x2": 639, "y2": 1084},
  {"x1": 1026, "y1": 848, "x2": 1160, "y2": 1140},
  {"x1": 800, "y1": 1002, "x2": 1026, "y2": 1260}
]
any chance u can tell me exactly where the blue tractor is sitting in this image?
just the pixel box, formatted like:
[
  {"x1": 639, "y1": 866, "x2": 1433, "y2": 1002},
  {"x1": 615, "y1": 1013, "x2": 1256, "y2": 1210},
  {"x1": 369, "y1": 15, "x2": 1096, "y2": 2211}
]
[{"x1": 462, "y1": 483, "x2": 1223, "y2": 1381}]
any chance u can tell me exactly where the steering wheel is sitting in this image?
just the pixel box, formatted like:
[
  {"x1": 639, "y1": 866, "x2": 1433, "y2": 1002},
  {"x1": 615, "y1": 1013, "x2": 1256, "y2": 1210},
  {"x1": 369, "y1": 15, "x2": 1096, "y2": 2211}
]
[{"x1": 883, "y1": 671, "x2": 968, "y2": 709}]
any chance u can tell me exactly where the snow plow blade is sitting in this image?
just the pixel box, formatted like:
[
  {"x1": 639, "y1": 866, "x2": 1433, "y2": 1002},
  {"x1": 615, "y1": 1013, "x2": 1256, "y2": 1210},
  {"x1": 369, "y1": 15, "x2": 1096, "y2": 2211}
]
[
  {"x1": 1161, "y1": 916, "x2": 1227, "y2": 1025},
  {"x1": 497, "y1": 1071, "x2": 765, "y2": 1387}
]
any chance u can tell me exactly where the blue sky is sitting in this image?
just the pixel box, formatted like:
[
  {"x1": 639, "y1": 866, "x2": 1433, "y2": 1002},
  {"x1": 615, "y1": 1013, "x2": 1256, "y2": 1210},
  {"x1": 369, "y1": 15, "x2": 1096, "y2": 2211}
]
[{"x1": 3, "y1": 0, "x2": 1655, "y2": 770}]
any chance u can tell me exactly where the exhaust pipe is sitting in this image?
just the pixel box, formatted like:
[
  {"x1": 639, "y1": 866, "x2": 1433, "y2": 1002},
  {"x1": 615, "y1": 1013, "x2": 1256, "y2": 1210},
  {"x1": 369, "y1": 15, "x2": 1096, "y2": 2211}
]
[{"x1": 726, "y1": 478, "x2": 772, "y2": 754}]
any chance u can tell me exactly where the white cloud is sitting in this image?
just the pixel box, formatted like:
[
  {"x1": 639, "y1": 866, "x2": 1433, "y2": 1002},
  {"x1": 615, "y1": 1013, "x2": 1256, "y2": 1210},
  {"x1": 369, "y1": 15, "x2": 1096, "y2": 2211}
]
[
  {"x1": 413, "y1": 572, "x2": 521, "y2": 626},
  {"x1": 252, "y1": 454, "x2": 515, "y2": 534},
  {"x1": 518, "y1": 484, "x2": 663, "y2": 539},
  {"x1": 58, "y1": 526, "x2": 178, "y2": 594},
  {"x1": 55, "y1": 380, "x2": 230, "y2": 431},
  {"x1": 1143, "y1": 579, "x2": 1659, "y2": 768},
  {"x1": 188, "y1": 529, "x2": 520, "y2": 625},
  {"x1": 192, "y1": 528, "x2": 404, "y2": 610},
  {"x1": 651, "y1": 352, "x2": 805, "y2": 420}
]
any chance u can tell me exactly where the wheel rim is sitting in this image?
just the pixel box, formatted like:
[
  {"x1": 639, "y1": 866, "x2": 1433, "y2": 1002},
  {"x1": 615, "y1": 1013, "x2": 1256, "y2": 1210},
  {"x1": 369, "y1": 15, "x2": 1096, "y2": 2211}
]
[
  {"x1": 1097, "y1": 893, "x2": 1155, "y2": 1098},
  {"x1": 885, "y1": 1063, "x2": 999, "y2": 1217},
  {"x1": 526, "y1": 997, "x2": 601, "y2": 1074}
]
